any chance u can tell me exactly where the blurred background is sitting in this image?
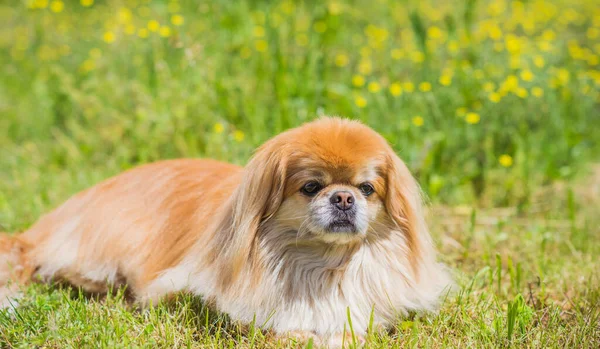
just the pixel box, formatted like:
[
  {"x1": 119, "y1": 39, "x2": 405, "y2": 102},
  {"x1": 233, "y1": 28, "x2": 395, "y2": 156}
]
[{"x1": 0, "y1": 0, "x2": 598, "y2": 230}]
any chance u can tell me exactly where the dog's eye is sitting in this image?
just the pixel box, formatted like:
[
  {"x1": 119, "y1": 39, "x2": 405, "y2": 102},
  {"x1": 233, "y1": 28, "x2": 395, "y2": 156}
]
[
  {"x1": 359, "y1": 182, "x2": 375, "y2": 196},
  {"x1": 301, "y1": 181, "x2": 323, "y2": 196}
]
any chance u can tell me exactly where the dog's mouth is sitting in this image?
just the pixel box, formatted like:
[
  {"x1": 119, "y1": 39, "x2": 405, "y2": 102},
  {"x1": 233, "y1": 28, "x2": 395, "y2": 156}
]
[{"x1": 327, "y1": 219, "x2": 357, "y2": 233}]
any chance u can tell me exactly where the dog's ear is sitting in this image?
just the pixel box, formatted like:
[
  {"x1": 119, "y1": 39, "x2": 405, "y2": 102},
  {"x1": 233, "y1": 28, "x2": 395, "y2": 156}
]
[
  {"x1": 384, "y1": 149, "x2": 431, "y2": 271},
  {"x1": 212, "y1": 140, "x2": 287, "y2": 288}
]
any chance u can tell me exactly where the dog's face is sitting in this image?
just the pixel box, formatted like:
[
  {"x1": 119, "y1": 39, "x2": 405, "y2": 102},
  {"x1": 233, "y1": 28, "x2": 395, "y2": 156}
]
[
  {"x1": 276, "y1": 150, "x2": 386, "y2": 244},
  {"x1": 228, "y1": 117, "x2": 423, "y2": 246}
]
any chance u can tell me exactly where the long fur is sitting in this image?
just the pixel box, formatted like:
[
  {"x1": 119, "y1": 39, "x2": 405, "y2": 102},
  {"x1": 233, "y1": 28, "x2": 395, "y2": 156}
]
[{"x1": 0, "y1": 117, "x2": 451, "y2": 346}]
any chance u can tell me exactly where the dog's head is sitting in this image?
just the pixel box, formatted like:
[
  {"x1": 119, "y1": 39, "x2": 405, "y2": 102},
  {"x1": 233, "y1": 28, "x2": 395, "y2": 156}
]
[{"x1": 215, "y1": 117, "x2": 429, "y2": 283}]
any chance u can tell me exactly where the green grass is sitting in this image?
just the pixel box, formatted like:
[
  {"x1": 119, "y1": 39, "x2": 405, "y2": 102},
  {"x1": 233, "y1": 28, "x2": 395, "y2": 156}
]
[{"x1": 1, "y1": 0, "x2": 599, "y2": 347}]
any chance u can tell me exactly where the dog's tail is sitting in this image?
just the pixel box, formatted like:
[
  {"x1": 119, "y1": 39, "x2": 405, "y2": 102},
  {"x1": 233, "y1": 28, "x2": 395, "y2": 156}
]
[{"x1": 0, "y1": 233, "x2": 34, "y2": 309}]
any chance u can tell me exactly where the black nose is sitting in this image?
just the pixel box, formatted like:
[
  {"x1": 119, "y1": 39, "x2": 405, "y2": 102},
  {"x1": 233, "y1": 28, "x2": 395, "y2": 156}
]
[{"x1": 330, "y1": 191, "x2": 354, "y2": 211}]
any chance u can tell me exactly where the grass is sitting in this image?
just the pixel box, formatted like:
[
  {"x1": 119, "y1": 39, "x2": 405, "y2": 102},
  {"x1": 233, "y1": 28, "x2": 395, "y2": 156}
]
[{"x1": 1, "y1": 0, "x2": 599, "y2": 347}]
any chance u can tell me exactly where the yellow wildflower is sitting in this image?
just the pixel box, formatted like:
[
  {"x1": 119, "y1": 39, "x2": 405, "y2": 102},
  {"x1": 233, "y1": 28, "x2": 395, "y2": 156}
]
[
  {"x1": 80, "y1": 0, "x2": 93, "y2": 6},
  {"x1": 533, "y1": 55, "x2": 545, "y2": 68},
  {"x1": 313, "y1": 21, "x2": 327, "y2": 33},
  {"x1": 80, "y1": 59, "x2": 95, "y2": 72},
  {"x1": 354, "y1": 95, "x2": 367, "y2": 108},
  {"x1": 255, "y1": 40, "x2": 268, "y2": 52},
  {"x1": 390, "y1": 48, "x2": 404, "y2": 60},
  {"x1": 368, "y1": 82, "x2": 381, "y2": 93},
  {"x1": 515, "y1": 87, "x2": 528, "y2": 98},
  {"x1": 403, "y1": 82, "x2": 415, "y2": 92},
  {"x1": 138, "y1": 28, "x2": 149, "y2": 38},
  {"x1": 412, "y1": 116, "x2": 424, "y2": 127},
  {"x1": 253, "y1": 26, "x2": 265, "y2": 37},
  {"x1": 102, "y1": 31, "x2": 115, "y2": 43},
  {"x1": 439, "y1": 75, "x2": 452, "y2": 86},
  {"x1": 488, "y1": 92, "x2": 501, "y2": 103},
  {"x1": 213, "y1": 123, "x2": 224, "y2": 134},
  {"x1": 389, "y1": 83, "x2": 402, "y2": 97},
  {"x1": 465, "y1": 112, "x2": 480, "y2": 124},
  {"x1": 147, "y1": 20, "x2": 160, "y2": 32},
  {"x1": 171, "y1": 15, "x2": 185, "y2": 26},
  {"x1": 531, "y1": 87, "x2": 544, "y2": 97},
  {"x1": 419, "y1": 82, "x2": 432, "y2": 92},
  {"x1": 295, "y1": 34, "x2": 308, "y2": 46},
  {"x1": 352, "y1": 75, "x2": 365, "y2": 87},
  {"x1": 358, "y1": 60, "x2": 372, "y2": 75},
  {"x1": 50, "y1": 1, "x2": 64, "y2": 13},
  {"x1": 159, "y1": 26, "x2": 171, "y2": 37},
  {"x1": 334, "y1": 54, "x2": 349, "y2": 67},
  {"x1": 499, "y1": 154, "x2": 513, "y2": 167},
  {"x1": 520, "y1": 69, "x2": 534, "y2": 82},
  {"x1": 233, "y1": 130, "x2": 245, "y2": 142}
]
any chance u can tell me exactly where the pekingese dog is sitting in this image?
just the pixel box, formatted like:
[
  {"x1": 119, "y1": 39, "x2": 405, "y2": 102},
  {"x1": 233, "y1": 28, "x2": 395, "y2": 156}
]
[{"x1": 0, "y1": 117, "x2": 450, "y2": 346}]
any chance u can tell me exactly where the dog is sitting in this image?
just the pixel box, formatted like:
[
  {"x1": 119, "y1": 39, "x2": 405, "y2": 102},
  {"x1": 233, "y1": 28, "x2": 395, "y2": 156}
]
[{"x1": 0, "y1": 117, "x2": 450, "y2": 346}]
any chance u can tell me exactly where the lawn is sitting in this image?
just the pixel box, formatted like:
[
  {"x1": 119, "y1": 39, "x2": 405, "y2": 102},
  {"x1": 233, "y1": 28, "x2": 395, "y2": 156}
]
[{"x1": 0, "y1": 0, "x2": 599, "y2": 347}]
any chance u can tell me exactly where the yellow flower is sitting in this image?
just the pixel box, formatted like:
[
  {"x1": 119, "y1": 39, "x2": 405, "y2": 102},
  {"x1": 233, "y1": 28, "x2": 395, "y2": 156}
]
[
  {"x1": 233, "y1": 130, "x2": 245, "y2": 142},
  {"x1": 389, "y1": 83, "x2": 402, "y2": 97},
  {"x1": 419, "y1": 82, "x2": 432, "y2": 92},
  {"x1": 427, "y1": 26, "x2": 443, "y2": 40},
  {"x1": 33, "y1": 0, "x2": 48, "y2": 9},
  {"x1": 102, "y1": 31, "x2": 115, "y2": 43},
  {"x1": 531, "y1": 87, "x2": 544, "y2": 97},
  {"x1": 328, "y1": 2, "x2": 343, "y2": 15},
  {"x1": 447, "y1": 40, "x2": 459, "y2": 53},
  {"x1": 390, "y1": 48, "x2": 404, "y2": 60},
  {"x1": 89, "y1": 48, "x2": 102, "y2": 59},
  {"x1": 483, "y1": 82, "x2": 495, "y2": 92},
  {"x1": 533, "y1": 55, "x2": 545, "y2": 68},
  {"x1": 359, "y1": 46, "x2": 371, "y2": 57},
  {"x1": 313, "y1": 21, "x2": 327, "y2": 33},
  {"x1": 80, "y1": 59, "x2": 95, "y2": 72},
  {"x1": 147, "y1": 20, "x2": 160, "y2": 32},
  {"x1": 557, "y1": 69, "x2": 570, "y2": 84},
  {"x1": 213, "y1": 123, "x2": 224, "y2": 134},
  {"x1": 253, "y1": 26, "x2": 265, "y2": 37},
  {"x1": 587, "y1": 28, "x2": 599, "y2": 40},
  {"x1": 118, "y1": 8, "x2": 132, "y2": 22},
  {"x1": 367, "y1": 81, "x2": 381, "y2": 93},
  {"x1": 439, "y1": 75, "x2": 452, "y2": 86},
  {"x1": 465, "y1": 112, "x2": 480, "y2": 124},
  {"x1": 125, "y1": 24, "x2": 136, "y2": 35},
  {"x1": 403, "y1": 82, "x2": 415, "y2": 92},
  {"x1": 168, "y1": 2, "x2": 180, "y2": 13},
  {"x1": 138, "y1": 28, "x2": 149, "y2": 38},
  {"x1": 255, "y1": 40, "x2": 268, "y2": 52},
  {"x1": 358, "y1": 60, "x2": 372, "y2": 75},
  {"x1": 354, "y1": 95, "x2": 367, "y2": 108},
  {"x1": 171, "y1": 15, "x2": 185, "y2": 26},
  {"x1": 334, "y1": 54, "x2": 349, "y2": 67},
  {"x1": 515, "y1": 87, "x2": 528, "y2": 98},
  {"x1": 410, "y1": 51, "x2": 425, "y2": 63},
  {"x1": 520, "y1": 69, "x2": 534, "y2": 82},
  {"x1": 455, "y1": 107, "x2": 467, "y2": 116},
  {"x1": 412, "y1": 116, "x2": 424, "y2": 127},
  {"x1": 159, "y1": 26, "x2": 171, "y2": 37},
  {"x1": 295, "y1": 34, "x2": 308, "y2": 46},
  {"x1": 498, "y1": 154, "x2": 513, "y2": 167},
  {"x1": 488, "y1": 92, "x2": 501, "y2": 103},
  {"x1": 80, "y1": 0, "x2": 93, "y2": 7},
  {"x1": 50, "y1": 0, "x2": 64, "y2": 12},
  {"x1": 503, "y1": 75, "x2": 519, "y2": 91},
  {"x1": 352, "y1": 75, "x2": 365, "y2": 87}
]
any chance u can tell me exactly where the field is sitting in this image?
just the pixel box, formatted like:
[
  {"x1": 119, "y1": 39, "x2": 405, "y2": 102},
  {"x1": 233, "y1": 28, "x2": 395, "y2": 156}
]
[{"x1": 1, "y1": 0, "x2": 599, "y2": 347}]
